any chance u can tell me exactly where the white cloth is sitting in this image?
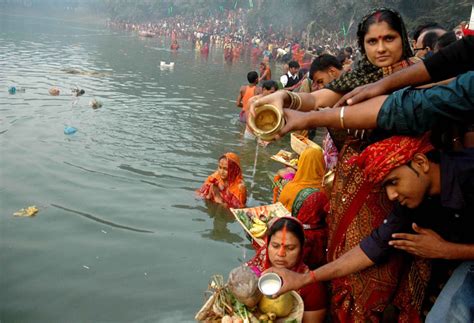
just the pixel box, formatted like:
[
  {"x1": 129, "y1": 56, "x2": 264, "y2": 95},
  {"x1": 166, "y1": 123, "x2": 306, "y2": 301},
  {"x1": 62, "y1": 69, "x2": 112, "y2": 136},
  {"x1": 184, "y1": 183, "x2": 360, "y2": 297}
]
[{"x1": 280, "y1": 71, "x2": 298, "y2": 87}]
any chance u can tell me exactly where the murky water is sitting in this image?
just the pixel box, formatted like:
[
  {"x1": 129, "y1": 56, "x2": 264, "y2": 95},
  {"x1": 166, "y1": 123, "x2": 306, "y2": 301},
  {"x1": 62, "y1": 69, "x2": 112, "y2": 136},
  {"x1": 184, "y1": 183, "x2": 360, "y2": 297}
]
[{"x1": 0, "y1": 13, "x2": 293, "y2": 322}]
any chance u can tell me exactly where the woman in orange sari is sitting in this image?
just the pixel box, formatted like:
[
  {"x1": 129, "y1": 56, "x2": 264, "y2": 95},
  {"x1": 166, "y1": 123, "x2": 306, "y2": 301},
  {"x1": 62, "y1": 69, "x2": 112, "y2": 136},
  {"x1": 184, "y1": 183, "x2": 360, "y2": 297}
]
[
  {"x1": 197, "y1": 153, "x2": 246, "y2": 208},
  {"x1": 278, "y1": 146, "x2": 325, "y2": 213}
]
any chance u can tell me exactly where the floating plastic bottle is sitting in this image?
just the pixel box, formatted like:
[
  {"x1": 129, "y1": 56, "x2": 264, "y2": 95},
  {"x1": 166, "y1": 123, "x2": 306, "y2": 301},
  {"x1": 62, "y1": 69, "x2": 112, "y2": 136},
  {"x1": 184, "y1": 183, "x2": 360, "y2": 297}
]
[
  {"x1": 64, "y1": 126, "x2": 77, "y2": 135},
  {"x1": 8, "y1": 86, "x2": 16, "y2": 94}
]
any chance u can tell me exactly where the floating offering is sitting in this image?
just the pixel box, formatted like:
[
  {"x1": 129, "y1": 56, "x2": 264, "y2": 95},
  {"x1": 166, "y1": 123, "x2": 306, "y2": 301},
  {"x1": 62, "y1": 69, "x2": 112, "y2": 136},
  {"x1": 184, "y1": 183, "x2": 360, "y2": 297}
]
[
  {"x1": 64, "y1": 126, "x2": 77, "y2": 135},
  {"x1": 89, "y1": 98, "x2": 103, "y2": 109},
  {"x1": 248, "y1": 104, "x2": 285, "y2": 141},
  {"x1": 160, "y1": 61, "x2": 175, "y2": 68},
  {"x1": 14, "y1": 206, "x2": 39, "y2": 217},
  {"x1": 72, "y1": 88, "x2": 85, "y2": 96},
  {"x1": 49, "y1": 87, "x2": 60, "y2": 96}
]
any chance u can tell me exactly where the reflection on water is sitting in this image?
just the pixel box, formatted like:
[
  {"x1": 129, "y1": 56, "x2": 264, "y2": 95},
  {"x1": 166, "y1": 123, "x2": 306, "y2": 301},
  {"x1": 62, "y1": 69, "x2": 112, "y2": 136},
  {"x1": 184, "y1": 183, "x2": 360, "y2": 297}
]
[
  {"x1": 0, "y1": 13, "x2": 287, "y2": 322},
  {"x1": 200, "y1": 201, "x2": 244, "y2": 244}
]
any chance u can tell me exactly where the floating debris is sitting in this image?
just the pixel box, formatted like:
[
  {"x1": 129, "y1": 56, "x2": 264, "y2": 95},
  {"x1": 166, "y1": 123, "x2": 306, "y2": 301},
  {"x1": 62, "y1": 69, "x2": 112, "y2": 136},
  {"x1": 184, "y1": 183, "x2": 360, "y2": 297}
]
[
  {"x1": 89, "y1": 98, "x2": 103, "y2": 109},
  {"x1": 82, "y1": 265, "x2": 90, "y2": 270},
  {"x1": 72, "y1": 87, "x2": 85, "y2": 97},
  {"x1": 14, "y1": 206, "x2": 39, "y2": 217},
  {"x1": 49, "y1": 87, "x2": 60, "y2": 96},
  {"x1": 64, "y1": 126, "x2": 77, "y2": 135}
]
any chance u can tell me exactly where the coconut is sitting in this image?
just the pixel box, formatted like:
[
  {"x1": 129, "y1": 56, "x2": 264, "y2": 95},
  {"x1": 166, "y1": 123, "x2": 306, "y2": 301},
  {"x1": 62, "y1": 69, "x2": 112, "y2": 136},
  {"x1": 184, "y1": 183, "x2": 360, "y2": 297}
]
[{"x1": 258, "y1": 292, "x2": 293, "y2": 317}]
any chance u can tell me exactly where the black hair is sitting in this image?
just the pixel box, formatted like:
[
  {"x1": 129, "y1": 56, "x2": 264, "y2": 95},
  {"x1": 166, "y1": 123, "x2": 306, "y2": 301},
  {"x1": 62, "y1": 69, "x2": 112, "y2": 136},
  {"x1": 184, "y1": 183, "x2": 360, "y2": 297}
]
[
  {"x1": 412, "y1": 22, "x2": 445, "y2": 41},
  {"x1": 357, "y1": 9, "x2": 407, "y2": 56},
  {"x1": 309, "y1": 54, "x2": 342, "y2": 79},
  {"x1": 425, "y1": 150, "x2": 441, "y2": 164},
  {"x1": 267, "y1": 218, "x2": 305, "y2": 248},
  {"x1": 344, "y1": 46, "x2": 353, "y2": 55},
  {"x1": 262, "y1": 80, "x2": 278, "y2": 91},
  {"x1": 336, "y1": 53, "x2": 347, "y2": 65},
  {"x1": 422, "y1": 31, "x2": 440, "y2": 50},
  {"x1": 247, "y1": 71, "x2": 259, "y2": 84},
  {"x1": 288, "y1": 60, "x2": 300, "y2": 69},
  {"x1": 435, "y1": 31, "x2": 457, "y2": 51}
]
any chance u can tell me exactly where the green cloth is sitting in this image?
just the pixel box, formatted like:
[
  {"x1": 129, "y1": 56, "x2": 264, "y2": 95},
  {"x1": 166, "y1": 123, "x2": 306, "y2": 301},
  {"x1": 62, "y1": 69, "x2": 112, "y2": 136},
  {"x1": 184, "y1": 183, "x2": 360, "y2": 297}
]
[
  {"x1": 377, "y1": 72, "x2": 474, "y2": 135},
  {"x1": 291, "y1": 187, "x2": 319, "y2": 217}
]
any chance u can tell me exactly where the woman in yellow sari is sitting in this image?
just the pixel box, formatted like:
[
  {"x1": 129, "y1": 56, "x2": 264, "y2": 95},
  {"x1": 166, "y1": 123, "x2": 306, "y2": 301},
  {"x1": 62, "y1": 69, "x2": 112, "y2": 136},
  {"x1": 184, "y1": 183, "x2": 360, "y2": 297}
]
[
  {"x1": 278, "y1": 147, "x2": 325, "y2": 213},
  {"x1": 197, "y1": 152, "x2": 247, "y2": 208}
]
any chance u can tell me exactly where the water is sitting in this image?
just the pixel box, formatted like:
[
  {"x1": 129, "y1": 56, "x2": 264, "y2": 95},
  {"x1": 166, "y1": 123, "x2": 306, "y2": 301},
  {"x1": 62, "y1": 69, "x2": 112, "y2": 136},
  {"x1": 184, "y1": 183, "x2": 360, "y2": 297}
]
[{"x1": 0, "y1": 13, "x2": 292, "y2": 322}]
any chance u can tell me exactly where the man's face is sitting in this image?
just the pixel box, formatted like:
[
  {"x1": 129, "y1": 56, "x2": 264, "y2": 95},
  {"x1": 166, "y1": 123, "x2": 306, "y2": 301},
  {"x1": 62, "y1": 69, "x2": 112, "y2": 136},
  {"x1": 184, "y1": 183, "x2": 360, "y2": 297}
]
[
  {"x1": 415, "y1": 34, "x2": 429, "y2": 58},
  {"x1": 289, "y1": 67, "x2": 299, "y2": 75},
  {"x1": 312, "y1": 67, "x2": 341, "y2": 88},
  {"x1": 382, "y1": 160, "x2": 430, "y2": 208},
  {"x1": 262, "y1": 87, "x2": 276, "y2": 96}
]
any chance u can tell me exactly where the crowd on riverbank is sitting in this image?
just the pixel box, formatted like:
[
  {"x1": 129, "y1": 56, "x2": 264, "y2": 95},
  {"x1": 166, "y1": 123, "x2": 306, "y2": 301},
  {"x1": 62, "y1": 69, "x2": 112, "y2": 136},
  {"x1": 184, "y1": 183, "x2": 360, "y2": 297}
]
[{"x1": 107, "y1": 8, "x2": 356, "y2": 65}]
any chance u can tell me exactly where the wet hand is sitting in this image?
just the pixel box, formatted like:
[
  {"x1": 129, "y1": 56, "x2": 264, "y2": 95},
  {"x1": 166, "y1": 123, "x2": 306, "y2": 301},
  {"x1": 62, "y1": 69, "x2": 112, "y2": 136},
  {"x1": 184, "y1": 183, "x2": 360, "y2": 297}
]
[
  {"x1": 262, "y1": 267, "x2": 307, "y2": 297},
  {"x1": 389, "y1": 223, "x2": 450, "y2": 259}
]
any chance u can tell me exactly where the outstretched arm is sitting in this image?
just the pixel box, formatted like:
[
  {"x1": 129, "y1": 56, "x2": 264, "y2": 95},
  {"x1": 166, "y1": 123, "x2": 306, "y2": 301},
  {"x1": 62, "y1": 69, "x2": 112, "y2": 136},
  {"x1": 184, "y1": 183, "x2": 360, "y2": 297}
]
[
  {"x1": 334, "y1": 62, "x2": 430, "y2": 107},
  {"x1": 264, "y1": 245, "x2": 374, "y2": 296}
]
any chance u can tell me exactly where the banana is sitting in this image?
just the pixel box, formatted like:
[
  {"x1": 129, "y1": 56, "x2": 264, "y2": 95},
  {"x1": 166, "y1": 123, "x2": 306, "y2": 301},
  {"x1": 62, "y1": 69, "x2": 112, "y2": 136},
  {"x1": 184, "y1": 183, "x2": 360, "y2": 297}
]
[
  {"x1": 252, "y1": 217, "x2": 266, "y2": 226},
  {"x1": 250, "y1": 224, "x2": 267, "y2": 238}
]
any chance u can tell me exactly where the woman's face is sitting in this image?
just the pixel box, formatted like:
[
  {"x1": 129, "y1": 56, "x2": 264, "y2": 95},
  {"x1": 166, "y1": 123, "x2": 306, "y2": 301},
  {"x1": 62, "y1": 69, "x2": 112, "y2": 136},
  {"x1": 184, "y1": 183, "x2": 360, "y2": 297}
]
[
  {"x1": 363, "y1": 21, "x2": 403, "y2": 67},
  {"x1": 217, "y1": 158, "x2": 228, "y2": 181},
  {"x1": 268, "y1": 229, "x2": 301, "y2": 269}
]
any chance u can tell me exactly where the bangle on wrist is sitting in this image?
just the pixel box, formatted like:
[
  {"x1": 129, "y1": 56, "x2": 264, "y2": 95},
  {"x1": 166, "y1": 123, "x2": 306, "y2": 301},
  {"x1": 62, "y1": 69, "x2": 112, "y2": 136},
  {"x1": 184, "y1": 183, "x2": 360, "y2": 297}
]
[
  {"x1": 339, "y1": 106, "x2": 346, "y2": 129},
  {"x1": 287, "y1": 91, "x2": 302, "y2": 110}
]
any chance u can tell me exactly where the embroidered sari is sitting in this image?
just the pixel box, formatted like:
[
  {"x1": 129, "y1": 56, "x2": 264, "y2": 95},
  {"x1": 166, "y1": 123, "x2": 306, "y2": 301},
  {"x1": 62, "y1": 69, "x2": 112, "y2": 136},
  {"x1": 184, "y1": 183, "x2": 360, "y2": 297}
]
[
  {"x1": 324, "y1": 8, "x2": 430, "y2": 322},
  {"x1": 278, "y1": 147, "x2": 325, "y2": 213},
  {"x1": 197, "y1": 152, "x2": 247, "y2": 208},
  {"x1": 292, "y1": 188, "x2": 329, "y2": 269}
]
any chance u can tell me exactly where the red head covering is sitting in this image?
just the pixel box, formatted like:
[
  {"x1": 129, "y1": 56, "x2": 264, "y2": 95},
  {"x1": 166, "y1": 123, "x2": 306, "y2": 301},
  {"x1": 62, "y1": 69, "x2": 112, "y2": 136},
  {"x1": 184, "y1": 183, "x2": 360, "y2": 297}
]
[
  {"x1": 221, "y1": 152, "x2": 242, "y2": 183},
  {"x1": 352, "y1": 134, "x2": 434, "y2": 184}
]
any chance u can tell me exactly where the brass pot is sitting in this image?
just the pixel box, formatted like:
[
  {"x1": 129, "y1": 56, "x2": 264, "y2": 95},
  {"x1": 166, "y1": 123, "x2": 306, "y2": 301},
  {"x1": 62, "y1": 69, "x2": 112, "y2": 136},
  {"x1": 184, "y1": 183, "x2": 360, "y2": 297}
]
[{"x1": 248, "y1": 104, "x2": 285, "y2": 141}]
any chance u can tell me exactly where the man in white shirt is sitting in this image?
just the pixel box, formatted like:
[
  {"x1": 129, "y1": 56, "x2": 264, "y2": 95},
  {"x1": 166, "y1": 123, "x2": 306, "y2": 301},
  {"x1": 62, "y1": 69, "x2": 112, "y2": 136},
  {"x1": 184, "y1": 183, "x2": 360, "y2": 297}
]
[{"x1": 280, "y1": 60, "x2": 302, "y2": 91}]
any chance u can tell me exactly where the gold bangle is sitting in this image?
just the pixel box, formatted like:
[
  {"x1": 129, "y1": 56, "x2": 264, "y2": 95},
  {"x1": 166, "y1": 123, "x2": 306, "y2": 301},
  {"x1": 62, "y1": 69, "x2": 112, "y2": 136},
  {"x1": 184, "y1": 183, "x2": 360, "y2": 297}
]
[
  {"x1": 339, "y1": 106, "x2": 345, "y2": 129},
  {"x1": 285, "y1": 90, "x2": 293, "y2": 109},
  {"x1": 295, "y1": 93, "x2": 302, "y2": 110}
]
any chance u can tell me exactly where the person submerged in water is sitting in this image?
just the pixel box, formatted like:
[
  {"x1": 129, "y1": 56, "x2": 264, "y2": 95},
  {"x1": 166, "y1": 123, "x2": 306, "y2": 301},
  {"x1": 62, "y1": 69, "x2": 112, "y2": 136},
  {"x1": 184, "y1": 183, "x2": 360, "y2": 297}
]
[{"x1": 197, "y1": 152, "x2": 247, "y2": 208}]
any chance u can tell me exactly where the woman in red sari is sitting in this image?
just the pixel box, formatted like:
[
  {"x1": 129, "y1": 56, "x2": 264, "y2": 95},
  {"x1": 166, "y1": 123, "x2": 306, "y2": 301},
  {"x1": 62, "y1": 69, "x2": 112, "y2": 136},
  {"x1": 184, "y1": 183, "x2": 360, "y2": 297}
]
[
  {"x1": 247, "y1": 217, "x2": 327, "y2": 323},
  {"x1": 197, "y1": 153, "x2": 246, "y2": 208}
]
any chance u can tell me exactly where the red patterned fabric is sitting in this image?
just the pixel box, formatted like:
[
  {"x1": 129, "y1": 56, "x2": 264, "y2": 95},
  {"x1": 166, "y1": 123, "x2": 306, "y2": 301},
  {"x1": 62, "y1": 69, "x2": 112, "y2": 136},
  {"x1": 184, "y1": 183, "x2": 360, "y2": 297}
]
[
  {"x1": 352, "y1": 134, "x2": 434, "y2": 184},
  {"x1": 328, "y1": 140, "x2": 430, "y2": 323}
]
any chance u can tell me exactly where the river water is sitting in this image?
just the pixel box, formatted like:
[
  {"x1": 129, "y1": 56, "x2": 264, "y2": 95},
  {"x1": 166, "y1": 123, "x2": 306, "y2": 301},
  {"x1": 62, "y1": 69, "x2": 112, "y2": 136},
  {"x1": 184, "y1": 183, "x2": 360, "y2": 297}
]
[{"x1": 0, "y1": 13, "x2": 293, "y2": 322}]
